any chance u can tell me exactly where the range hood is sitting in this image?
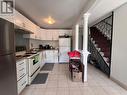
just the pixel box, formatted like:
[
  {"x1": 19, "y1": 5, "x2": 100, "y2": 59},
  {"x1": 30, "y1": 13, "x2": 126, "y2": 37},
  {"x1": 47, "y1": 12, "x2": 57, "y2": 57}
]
[{"x1": 15, "y1": 25, "x2": 33, "y2": 34}]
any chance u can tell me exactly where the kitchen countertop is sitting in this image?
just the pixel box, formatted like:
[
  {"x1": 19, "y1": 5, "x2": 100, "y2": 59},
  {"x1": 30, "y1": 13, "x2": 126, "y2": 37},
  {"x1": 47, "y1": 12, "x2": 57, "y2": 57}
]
[
  {"x1": 16, "y1": 52, "x2": 40, "y2": 62},
  {"x1": 16, "y1": 49, "x2": 59, "y2": 62},
  {"x1": 38, "y1": 49, "x2": 58, "y2": 51},
  {"x1": 16, "y1": 56, "x2": 26, "y2": 62}
]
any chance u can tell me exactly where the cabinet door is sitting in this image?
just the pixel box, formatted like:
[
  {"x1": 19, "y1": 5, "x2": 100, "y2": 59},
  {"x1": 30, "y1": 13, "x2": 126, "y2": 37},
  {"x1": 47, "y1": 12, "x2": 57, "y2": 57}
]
[
  {"x1": 53, "y1": 50, "x2": 58, "y2": 63},
  {"x1": 0, "y1": 14, "x2": 14, "y2": 23},
  {"x1": 17, "y1": 75, "x2": 27, "y2": 94},
  {"x1": 45, "y1": 50, "x2": 54, "y2": 63},
  {"x1": 39, "y1": 52, "x2": 45, "y2": 68},
  {"x1": 52, "y1": 31, "x2": 59, "y2": 40},
  {"x1": 16, "y1": 59, "x2": 27, "y2": 81},
  {"x1": 43, "y1": 51, "x2": 46, "y2": 63},
  {"x1": 59, "y1": 30, "x2": 72, "y2": 36},
  {"x1": 40, "y1": 30, "x2": 47, "y2": 40},
  {"x1": 34, "y1": 30, "x2": 40, "y2": 40},
  {"x1": 14, "y1": 11, "x2": 25, "y2": 28},
  {"x1": 46, "y1": 30, "x2": 53, "y2": 40}
]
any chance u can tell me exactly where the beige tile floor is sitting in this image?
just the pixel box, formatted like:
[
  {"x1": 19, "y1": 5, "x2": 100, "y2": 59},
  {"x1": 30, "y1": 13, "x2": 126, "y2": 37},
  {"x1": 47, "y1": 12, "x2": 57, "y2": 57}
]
[{"x1": 20, "y1": 64, "x2": 127, "y2": 95}]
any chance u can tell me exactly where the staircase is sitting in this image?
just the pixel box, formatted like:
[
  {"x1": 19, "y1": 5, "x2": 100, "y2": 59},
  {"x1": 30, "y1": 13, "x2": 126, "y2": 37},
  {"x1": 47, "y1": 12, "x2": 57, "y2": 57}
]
[
  {"x1": 90, "y1": 27, "x2": 111, "y2": 65},
  {"x1": 89, "y1": 14, "x2": 113, "y2": 76}
]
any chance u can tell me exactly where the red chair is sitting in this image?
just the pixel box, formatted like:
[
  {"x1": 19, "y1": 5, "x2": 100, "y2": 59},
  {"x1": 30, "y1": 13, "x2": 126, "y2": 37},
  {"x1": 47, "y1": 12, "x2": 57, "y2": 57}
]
[
  {"x1": 68, "y1": 50, "x2": 81, "y2": 59},
  {"x1": 68, "y1": 50, "x2": 83, "y2": 82}
]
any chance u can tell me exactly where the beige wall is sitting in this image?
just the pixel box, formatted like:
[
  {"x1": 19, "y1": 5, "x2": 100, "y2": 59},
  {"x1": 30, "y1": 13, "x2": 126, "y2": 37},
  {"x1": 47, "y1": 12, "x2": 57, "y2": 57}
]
[{"x1": 111, "y1": 3, "x2": 127, "y2": 88}]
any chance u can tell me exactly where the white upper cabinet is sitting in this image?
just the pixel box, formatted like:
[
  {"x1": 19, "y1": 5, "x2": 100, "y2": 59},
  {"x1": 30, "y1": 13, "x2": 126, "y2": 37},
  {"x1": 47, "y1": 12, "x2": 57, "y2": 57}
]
[
  {"x1": 0, "y1": 14, "x2": 14, "y2": 23},
  {"x1": 38, "y1": 29, "x2": 72, "y2": 41},
  {"x1": 39, "y1": 29, "x2": 59, "y2": 41},
  {"x1": 51, "y1": 30, "x2": 59, "y2": 40},
  {"x1": 39, "y1": 29, "x2": 47, "y2": 40},
  {"x1": 59, "y1": 30, "x2": 72, "y2": 36},
  {"x1": 0, "y1": 8, "x2": 72, "y2": 41},
  {"x1": 14, "y1": 11, "x2": 25, "y2": 28},
  {"x1": 23, "y1": 26, "x2": 40, "y2": 40},
  {"x1": 46, "y1": 30, "x2": 53, "y2": 40},
  {"x1": 14, "y1": 10, "x2": 39, "y2": 33},
  {"x1": 40, "y1": 29, "x2": 57, "y2": 41}
]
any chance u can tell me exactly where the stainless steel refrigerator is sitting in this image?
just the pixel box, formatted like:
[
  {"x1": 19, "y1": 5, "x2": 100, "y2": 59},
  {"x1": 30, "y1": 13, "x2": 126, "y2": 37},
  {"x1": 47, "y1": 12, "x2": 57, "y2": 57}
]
[
  {"x1": 0, "y1": 18, "x2": 17, "y2": 95},
  {"x1": 59, "y1": 37, "x2": 71, "y2": 63}
]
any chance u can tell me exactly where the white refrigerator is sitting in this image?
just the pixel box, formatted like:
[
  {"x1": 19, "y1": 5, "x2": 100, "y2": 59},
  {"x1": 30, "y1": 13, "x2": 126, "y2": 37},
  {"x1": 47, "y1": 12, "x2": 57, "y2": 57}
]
[{"x1": 59, "y1": 37, "x2": 71, "y2": 63}]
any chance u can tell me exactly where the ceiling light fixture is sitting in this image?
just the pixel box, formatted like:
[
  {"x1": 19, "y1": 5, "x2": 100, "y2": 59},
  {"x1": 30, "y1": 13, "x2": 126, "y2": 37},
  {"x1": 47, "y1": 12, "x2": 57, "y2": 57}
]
[{"x1": 43, "y1": 16, "x2": 55, "y2": 25}]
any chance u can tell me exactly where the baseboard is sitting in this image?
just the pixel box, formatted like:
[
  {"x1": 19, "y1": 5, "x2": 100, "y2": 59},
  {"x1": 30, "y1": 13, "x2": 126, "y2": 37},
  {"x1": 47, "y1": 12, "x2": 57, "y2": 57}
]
[{"x1": 110, "y1": 76, "x2": 127, "y2": 90}]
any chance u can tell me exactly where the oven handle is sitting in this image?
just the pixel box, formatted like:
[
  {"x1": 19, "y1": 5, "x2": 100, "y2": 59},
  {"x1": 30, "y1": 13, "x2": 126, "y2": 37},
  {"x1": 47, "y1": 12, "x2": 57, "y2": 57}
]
[{"x1": 33, "y1": 59, "x2": 39, "y2": 65}]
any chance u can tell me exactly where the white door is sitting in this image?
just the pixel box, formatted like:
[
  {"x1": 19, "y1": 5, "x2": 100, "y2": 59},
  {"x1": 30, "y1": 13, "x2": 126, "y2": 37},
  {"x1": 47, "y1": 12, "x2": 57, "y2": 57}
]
[
  {"x1": 59, "y1": 47, "x2": 70, "y2": 63},
  {"x1": 59, "y1": 38, "x2": 71, "y2": 47}
]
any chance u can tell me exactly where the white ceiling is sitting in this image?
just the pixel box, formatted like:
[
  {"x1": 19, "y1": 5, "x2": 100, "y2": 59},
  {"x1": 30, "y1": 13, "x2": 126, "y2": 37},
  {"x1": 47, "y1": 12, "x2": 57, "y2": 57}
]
[
  {"x1": 88, "y1": 0, "x2": 127, "y2": 25},
  {"x1": 15, "y1": 0, "x2": 90, "y2": 29}
]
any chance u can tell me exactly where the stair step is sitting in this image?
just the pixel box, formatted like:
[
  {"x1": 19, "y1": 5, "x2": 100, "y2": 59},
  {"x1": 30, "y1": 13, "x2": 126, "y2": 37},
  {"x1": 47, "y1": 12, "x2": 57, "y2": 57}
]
[
  {"x1": 106, "y1": 62, "x2": 110, "y2": 66},
  {"x1": 100, "y1": 52, "x2": 104, "y2": 56},
  {"x1": 94, "y1": 44, "x2": 98, "y2": 48},
  {"x1": 101, "y1": 48, "x2": 110, "y2": 52},
  {"x1": 103, "y1": 57, "x2": 109, "y2": 62},
  {"x1": 95, "y1": 39, "x2": 110, "y2": 43},
  {"x1": 92, "y1": 40, "x2": 96, "y2": 44},
  {"x1": 91, "y1": 38, "x2": 93, "y2": 41},
  {"x1": 104, "y1": 52, "x2": 110, "y2": 58},
  {"x1": 97, "y1": 48, "x2": 101, "y2": 51},
  {"x1": 98, "y1": 44, "x2": 110, "y2": 49}
]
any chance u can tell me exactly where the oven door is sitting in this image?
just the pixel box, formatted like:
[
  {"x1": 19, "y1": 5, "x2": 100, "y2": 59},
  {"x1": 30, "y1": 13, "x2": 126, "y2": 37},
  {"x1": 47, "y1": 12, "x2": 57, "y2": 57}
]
[{"x1": 29, "y1": 54, "x2": 40, "y2": 76}]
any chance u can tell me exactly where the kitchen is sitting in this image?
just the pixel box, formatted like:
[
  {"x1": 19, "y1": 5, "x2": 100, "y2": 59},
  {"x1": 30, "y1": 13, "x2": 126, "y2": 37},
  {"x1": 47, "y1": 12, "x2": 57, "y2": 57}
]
[
  {"x1": 1, "y1": 0, "x2": 127, "y2": 95},
  {"x1": 0, "y1": 9, "x2": 72, "y2": 94}
]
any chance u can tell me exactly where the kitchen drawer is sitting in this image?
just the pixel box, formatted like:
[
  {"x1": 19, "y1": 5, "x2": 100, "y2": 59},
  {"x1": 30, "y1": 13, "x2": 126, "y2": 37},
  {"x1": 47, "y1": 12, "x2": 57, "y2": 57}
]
[
  {"x1": 16, "y1": 59, "x2": 27, "y2": 81},
  {"x1": 17, "y1": 68, "x2": 26, "y2": 81},
  {"x1": 16, "y1": 59, "x2": 26, "y2": 69},
  {"x1": 17, "y1": 75, "x2": 27, "y2": 94}
]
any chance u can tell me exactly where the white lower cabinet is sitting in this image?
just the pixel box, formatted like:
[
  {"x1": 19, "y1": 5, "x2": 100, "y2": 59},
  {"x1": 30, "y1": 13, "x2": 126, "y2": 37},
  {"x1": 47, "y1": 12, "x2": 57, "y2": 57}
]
[
  {"x1": 16, "y1": 59, "x2": 27, "y2": 94},
  {"x1": 45, "y1": 50, "x2": 58, "y2": 63},
  {"x1": 16, "y1": 60, "x2": 27, "y2": 81},
  {"x1": 17, "y1": 75, "x2": 27, "y2": 94},
  {"x1": 39, "y1": 52, "x2": 45, "y2": 68},
  {"x1": 45, "y1": 50, "x2": 53, "y2": 63},
  {"x1": 54, "y1": 50, "x2": 59, "y2": 63}
]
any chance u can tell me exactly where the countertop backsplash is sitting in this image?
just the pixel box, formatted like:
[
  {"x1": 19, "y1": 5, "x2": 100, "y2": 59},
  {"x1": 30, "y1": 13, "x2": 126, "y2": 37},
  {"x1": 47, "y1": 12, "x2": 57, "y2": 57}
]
[
  {"x1": 15, "y1": 32, "x2": 29, "y2": 51},
  {"x1": 29, "y1": 39, "x2": 59, "y2": 49}
]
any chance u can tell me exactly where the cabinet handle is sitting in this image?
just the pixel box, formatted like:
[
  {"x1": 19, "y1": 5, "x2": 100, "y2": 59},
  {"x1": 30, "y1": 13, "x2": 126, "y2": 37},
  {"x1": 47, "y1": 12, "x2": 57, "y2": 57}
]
[
  {"x1": 19, "y1": 62, "x2": 24, "y2": 65},
  {"x1": 21, "y1": 81, "x2": 26, "y2": 86},
  {"x1": 19, "y1": 68, "x2": 24, "y2": 71}
]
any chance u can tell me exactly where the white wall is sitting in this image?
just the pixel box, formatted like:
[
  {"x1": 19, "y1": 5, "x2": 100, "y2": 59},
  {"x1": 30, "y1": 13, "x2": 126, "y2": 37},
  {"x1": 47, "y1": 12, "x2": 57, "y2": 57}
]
[
  {"x1": 89, "y1": 12, "x2": 112, "y2": 27},
  {"x1": 111, "y1": 3, "x2": 127, "y2": 88},
  {"x1": 88, "y1": 0, "x2": 127, "y2": 25}
]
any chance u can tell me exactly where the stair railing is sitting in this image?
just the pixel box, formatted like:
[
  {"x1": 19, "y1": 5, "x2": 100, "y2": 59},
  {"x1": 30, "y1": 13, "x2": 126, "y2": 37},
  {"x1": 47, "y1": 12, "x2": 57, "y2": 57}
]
[{"x1": 94, "y1": 14, "x2": 113, "y2": 40}]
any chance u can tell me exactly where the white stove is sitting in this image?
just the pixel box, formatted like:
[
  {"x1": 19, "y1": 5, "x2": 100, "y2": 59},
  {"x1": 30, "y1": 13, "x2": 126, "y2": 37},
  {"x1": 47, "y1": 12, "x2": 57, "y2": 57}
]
[{"x1": 26, "y1": 53, "x2": 40, "y2": 85}]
